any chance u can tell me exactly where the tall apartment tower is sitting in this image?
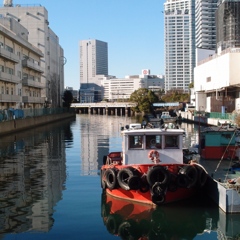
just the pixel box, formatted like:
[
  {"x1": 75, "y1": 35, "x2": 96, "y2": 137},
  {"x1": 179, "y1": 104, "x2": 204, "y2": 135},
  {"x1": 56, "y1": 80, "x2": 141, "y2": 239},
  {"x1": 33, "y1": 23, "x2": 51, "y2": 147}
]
[
  {"x1": 216, "y1": 0, "x2": 240, "y2": 52},
  {"x1": 0, "y1": 4, "x2": 64, "y2": 108},
  {"x1": 164, "y1": 0, "x2": 195, "y2": 93},
  {"x1": 195, "y1": 0, "x2": 218, "y2": 50}
]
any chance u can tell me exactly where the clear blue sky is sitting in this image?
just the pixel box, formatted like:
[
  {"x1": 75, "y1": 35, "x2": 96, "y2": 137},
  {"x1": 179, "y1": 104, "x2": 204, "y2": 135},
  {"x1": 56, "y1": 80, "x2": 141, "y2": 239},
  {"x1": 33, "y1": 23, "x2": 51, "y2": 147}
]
[{"x1": 16, "y1": 0, "x2": 165, "y2": 89}]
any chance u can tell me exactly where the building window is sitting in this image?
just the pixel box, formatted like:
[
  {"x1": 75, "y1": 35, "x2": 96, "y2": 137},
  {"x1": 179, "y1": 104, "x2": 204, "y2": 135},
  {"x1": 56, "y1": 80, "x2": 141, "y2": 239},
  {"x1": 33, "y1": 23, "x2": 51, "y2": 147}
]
[{"x1": 5, "y1": 45, "x2": 13, "y2": 53}]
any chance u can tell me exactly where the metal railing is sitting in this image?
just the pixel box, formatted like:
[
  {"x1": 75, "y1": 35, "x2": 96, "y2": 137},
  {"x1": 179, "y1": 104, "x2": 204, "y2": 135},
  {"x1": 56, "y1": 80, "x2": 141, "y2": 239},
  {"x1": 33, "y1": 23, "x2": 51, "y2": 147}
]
[
  {"x1": 0, "y1": 108, "x2": 75, "y2": 122},
  {"x1": 205, "y1": 112, "x2": 233, "y2": 120}
]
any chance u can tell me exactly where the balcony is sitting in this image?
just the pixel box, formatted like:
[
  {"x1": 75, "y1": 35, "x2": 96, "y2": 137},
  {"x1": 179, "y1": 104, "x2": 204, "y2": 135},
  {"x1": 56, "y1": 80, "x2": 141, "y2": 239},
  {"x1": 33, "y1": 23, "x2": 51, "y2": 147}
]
[
  {"x1": 22, "y1": 96, "x2": 45, "y2": 103},
  {"x1": 0, "y1": 94, "x2": 21, "y2": 102},
  {"x1": 0, "y1": 48, "x2": 19, "y2": 63},
  {"x1": 22, "y1": 78, "x2": 45, "y2": 89},
  {"x1": 22, "y1": 59, "x2": 44, "y2": 73},
  {"x1": 0, "y1": 72, "x2": 20, "y2": 84}
]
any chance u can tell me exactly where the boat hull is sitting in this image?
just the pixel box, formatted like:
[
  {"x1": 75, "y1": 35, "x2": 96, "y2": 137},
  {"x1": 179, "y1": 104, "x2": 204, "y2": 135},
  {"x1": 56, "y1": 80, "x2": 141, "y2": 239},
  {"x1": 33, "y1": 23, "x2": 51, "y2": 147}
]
[
  {"x1": 101, "y1": 163, "x2": 207, "y2": 206},
  {"x1": 106, "y1": 186, "x2": 196, "y2": 205}
]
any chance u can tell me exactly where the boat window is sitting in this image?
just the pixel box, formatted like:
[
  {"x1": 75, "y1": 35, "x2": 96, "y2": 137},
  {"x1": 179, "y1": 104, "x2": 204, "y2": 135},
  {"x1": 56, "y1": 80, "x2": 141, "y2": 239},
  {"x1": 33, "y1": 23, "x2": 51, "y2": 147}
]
[
  {"x1": 146, "y1": 135, "x2": 162, "y2": 149},
  {"x1": 129, "y1": 135, "x2": 143, "y2": 149},
  {"x1": 165, "y1": 135, "x2": 179, "y2": 148}
]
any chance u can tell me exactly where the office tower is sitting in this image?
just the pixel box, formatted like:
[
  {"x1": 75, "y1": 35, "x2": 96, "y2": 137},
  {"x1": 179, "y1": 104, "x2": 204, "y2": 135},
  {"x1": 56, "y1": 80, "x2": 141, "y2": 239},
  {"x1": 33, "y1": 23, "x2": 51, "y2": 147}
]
[
  {"x1": 80, "y1": 39, "x2": 108, "y2": 88},
  {"x1": 0, "y1": 4, "x2": 64, "y2": 108},
  {"x1": 216, "y1": 0, "x2": 240, "y2": 52},
  {"x1": 79, "y1": 39, "x2": 108, "y2": 103},
  {"x1": 195, "y1": 0, "x2": 218, "y2": 50},
  {"x1": 164, "y1": 0, "x2": 195, "y2": 93}
]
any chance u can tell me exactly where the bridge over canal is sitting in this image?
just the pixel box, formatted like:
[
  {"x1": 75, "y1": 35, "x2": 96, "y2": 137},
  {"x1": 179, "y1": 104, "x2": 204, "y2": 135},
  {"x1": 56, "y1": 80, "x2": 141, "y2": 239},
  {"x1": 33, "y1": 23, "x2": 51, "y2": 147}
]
[{"x1": 71, "y1": 102, "x2": 137, "y2": 116}]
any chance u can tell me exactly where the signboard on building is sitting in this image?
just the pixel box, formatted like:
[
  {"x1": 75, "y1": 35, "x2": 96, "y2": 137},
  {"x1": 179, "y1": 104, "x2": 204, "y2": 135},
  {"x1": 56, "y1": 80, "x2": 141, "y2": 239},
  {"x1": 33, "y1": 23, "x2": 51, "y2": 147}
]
[{"x1": 142, "y1": 69, "x2": 150, "y2": 75}]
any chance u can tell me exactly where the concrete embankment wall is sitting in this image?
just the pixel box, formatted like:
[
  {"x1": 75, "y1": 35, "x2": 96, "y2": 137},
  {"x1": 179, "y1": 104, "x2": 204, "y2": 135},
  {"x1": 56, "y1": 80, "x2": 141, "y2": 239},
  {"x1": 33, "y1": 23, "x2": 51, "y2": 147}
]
[
  {"x1": 0, "y1": 112, "x2": 76, "y2": 136},
  {"x1": 180, "y1": 111, "x2": 219, "y2": 126}
]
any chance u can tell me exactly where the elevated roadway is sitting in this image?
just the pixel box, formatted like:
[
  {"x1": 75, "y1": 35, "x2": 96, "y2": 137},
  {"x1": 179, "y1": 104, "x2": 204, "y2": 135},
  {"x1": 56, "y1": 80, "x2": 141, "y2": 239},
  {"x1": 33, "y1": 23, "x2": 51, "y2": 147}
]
[{"x1": 71, "y1": 102, "x2": 137, "y2": 116}]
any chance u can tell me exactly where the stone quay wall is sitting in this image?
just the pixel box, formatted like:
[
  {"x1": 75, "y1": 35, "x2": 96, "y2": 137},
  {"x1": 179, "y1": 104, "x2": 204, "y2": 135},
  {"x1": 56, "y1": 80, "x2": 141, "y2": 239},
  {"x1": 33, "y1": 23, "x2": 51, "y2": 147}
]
[{"x1": 0, "y1": 112, "x2": 75, "y2": 136}]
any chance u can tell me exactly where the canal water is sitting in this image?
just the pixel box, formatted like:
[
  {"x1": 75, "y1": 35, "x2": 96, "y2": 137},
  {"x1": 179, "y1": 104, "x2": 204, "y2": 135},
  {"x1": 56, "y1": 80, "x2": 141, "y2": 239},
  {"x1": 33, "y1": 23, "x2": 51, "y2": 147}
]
[{"x1": 0, "y1": 114, "x2": 240, "y2": 240}]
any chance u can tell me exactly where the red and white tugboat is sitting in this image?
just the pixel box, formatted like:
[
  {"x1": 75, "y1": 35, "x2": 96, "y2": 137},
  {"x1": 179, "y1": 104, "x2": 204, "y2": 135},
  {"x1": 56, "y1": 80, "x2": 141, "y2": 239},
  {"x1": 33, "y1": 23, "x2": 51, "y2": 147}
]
[{"x1": 100, "y1": 122, "x2": 208, "y2": 206}]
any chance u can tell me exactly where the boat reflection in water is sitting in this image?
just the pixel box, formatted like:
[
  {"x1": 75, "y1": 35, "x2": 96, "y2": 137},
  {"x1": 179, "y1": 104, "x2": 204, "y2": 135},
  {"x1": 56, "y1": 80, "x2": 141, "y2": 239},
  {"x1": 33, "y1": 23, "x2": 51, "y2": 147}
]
[{"x1": 101, "y1": 190, "x2": 240, "y2": 240}]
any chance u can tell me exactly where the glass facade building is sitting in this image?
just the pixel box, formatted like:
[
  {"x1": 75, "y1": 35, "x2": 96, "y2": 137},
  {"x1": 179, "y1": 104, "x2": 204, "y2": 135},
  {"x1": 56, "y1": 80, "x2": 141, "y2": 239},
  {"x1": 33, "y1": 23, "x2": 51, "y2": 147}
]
[{"x1": 216, "y1": 0, "x2": 240, "y2": 51}]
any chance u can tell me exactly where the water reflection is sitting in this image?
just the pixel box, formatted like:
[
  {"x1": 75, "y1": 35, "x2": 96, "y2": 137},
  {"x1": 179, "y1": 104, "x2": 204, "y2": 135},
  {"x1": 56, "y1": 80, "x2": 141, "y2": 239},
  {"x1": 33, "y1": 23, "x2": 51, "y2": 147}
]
[
  {"x1": 79, "y1": 115, "x2": 133, "y2": 176},
  {"x1": 101, "y1": 191, "x2": 240, "y2": 240},
  {"x1": 0, "y1": 118, "x2": 75, "y2": 234},
  {"x1": 1, "y1": 114, "x2": 240, "y2": 239}
]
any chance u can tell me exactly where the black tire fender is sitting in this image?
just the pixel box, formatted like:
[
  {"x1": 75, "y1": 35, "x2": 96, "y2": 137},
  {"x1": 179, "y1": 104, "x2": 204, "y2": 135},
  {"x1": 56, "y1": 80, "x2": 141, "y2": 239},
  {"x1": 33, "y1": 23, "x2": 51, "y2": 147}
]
[
  {"x1": 101, "y1": 169, "x2": 106, "y2": 189},
  {"x1": 117, "y1": 167, "x2": 140, "y2": 190},
  {"x1": 105, "y1": 168, "x2": 118, "y2": 190},
  {"x1": 179, "y1": 165, "x2": 198, "y2": 188},
  {"x1": 147, "y1": 166, "x2": 169, "y2": 186}
]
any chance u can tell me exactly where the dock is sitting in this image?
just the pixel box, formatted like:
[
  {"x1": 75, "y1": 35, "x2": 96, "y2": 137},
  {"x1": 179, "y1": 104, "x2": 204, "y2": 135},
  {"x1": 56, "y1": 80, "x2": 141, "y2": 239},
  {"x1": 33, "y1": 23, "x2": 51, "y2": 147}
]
[{"x1": 200, "y1": 158, "x2": 240, "y2": 213}]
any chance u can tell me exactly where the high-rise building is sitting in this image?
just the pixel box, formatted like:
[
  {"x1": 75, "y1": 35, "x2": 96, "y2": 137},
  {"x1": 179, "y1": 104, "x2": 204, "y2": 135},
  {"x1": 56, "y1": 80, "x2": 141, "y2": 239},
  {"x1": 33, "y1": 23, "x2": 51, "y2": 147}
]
[
  {"x1": 195, "y1": 0, "x2": 218, "y2": 51},
  {"x1": 79, "y1": 39, "x2": 108, "y2": 102},
  {"x1": 80, "y1": 39, "x2": 108, "y2": 89},
  {"x1": 216, "y1": 0, "x2": 240, "y2": 52},
  {"x1": 164, "y1": 0, "x2": 195, "y2": 93},
  {"x1": 0, "y1": 3, "x2": 64, "y2": 108}
]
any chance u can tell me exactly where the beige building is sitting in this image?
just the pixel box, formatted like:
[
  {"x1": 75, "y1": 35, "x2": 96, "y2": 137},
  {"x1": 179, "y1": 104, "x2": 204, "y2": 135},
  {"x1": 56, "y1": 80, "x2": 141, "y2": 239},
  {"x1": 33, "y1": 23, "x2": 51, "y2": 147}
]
[
  {"x1": 102, "y1": 70, "x2": 164, "y2": 101},
  {"x1": 0, "y1": 17, "x2": 44, "y2": 109},
  {"x1": 0, "y1": 4, "x2": 64, "y2": 108}
]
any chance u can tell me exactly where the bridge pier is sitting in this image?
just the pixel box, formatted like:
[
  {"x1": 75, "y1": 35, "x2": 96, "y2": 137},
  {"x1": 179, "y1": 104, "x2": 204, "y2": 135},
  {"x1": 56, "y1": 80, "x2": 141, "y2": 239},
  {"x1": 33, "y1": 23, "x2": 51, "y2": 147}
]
[{"x1": 72, "y1": 102, "x2": 137, "y2": 117}]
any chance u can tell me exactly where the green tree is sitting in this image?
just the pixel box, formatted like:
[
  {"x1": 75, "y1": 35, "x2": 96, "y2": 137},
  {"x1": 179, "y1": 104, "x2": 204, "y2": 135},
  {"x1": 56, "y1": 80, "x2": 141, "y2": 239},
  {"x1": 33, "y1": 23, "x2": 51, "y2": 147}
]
[
  {"x1": 130, "y1": 88, "x2": 158, "y2": 113},
  {"x1": 161, "y1": 89, "x2": 189, "y2": 103},
  {"x1": 62, "y1": 90, "x2": 73, "y2": 109}
]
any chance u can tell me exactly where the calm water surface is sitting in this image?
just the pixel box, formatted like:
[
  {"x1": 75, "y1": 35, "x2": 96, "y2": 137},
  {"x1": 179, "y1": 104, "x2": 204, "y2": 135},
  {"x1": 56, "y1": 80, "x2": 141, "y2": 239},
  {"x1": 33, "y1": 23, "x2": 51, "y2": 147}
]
[{"x1": 0, "y1": 114, "x2": 240, "y2": 240}]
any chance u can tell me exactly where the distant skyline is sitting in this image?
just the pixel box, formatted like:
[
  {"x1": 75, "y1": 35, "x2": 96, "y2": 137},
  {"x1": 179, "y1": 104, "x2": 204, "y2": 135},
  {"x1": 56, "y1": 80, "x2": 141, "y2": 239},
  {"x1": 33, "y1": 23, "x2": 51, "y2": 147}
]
[{"x1": 9, "y1": 0, "x2": 165, "y2": 89}]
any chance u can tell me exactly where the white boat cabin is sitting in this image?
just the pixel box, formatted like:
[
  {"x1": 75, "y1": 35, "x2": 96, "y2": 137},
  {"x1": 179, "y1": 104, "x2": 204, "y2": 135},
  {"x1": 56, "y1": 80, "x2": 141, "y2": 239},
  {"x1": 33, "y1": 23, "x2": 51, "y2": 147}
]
[{"x1": 121, "y1": 123, "x2": 184, "y2": 165}]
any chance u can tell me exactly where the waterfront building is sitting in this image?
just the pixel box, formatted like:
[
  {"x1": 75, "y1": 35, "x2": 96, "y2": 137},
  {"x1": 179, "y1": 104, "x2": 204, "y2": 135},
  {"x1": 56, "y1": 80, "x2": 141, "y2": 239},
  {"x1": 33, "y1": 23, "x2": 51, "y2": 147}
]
[
  {"x1": 194, "y1": 0, "x2": 240, "y2": 113},
  {"x1": 80, "y1": 39, "x2": 108, "y2": 102},
  {"x1": 101, "y1": 70, "x2": 164, "y2": 101},
  {"x1": 164, "y1": 0, "x2": 195, "y2": 93},
  {"x1": 0, "y1": 16, "x2": 44, "y2": 110},
  {"x1": 0, "y1": 3, "x2": 64, "y2": 108}
]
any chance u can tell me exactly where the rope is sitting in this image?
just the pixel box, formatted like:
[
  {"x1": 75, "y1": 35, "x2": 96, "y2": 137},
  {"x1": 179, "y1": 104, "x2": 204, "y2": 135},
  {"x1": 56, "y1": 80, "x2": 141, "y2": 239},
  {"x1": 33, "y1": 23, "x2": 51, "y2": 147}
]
[{"x1": 213, "y1": 129, "x2": 237, "y2": 180}]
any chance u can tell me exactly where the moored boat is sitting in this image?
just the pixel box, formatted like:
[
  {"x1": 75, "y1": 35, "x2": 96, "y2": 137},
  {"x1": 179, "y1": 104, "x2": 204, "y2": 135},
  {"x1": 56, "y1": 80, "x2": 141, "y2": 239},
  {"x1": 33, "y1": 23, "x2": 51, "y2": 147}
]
[
  {"x1": 100, "y1": 122, "x2": 208, "y2": 206},
  {"x1": 160, "y1": 111, "x2": 178, "y2": 123},
  {"x1": 199, "y1": 125, "x2": 239, "y2": 160}
]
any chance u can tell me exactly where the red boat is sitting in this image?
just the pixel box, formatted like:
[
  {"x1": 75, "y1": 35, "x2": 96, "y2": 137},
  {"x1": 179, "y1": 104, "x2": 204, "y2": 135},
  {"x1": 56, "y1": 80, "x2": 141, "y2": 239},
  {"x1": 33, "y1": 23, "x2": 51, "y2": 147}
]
[{"x1": 101, "y1": 122, "x2": 208, "y2": 206}]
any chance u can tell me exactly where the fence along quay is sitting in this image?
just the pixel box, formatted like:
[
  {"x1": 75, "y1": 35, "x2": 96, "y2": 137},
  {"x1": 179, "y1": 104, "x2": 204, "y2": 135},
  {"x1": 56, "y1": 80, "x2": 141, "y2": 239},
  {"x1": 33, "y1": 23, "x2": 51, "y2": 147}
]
[{"x1": 71, "y1": 102, "x2": 137, "y2": 116}]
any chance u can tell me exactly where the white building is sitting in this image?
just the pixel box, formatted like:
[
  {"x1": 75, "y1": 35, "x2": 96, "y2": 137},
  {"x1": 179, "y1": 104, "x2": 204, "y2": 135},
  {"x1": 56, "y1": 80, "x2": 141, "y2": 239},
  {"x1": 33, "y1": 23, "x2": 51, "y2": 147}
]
[
  {"x1": 164, "y1": 0, "x2": 195, "y2": 93},
  {"x1": 102, "y1": 70, "x2": 164, "y2": 101},
  {"x1": 79, "y1": 39, "x2": 108, "y2": 102},
  {"x1": 194, "y1": 0, "x2": 240, "y2": 114},
  {"x1": 0, "y1": 4, "x2": 64, "y2": 108},
  {"x1": 80, "y1": 39, "x2": 108, "y2": 87},
  {"x1": 194, "y1": 48, "x2": 240, "y2": 113}
]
